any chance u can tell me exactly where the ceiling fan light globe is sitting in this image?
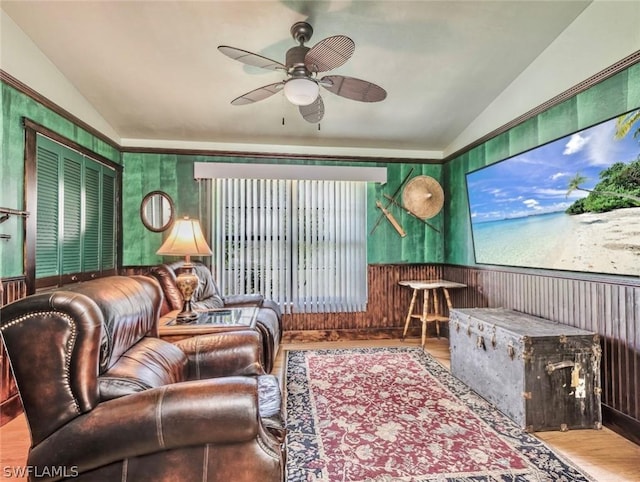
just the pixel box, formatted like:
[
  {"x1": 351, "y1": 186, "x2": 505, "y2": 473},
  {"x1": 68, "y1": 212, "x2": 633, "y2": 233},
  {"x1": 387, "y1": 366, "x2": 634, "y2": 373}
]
[{"x1": 284, "y1": 78, "x2": 319, "y2": 106}]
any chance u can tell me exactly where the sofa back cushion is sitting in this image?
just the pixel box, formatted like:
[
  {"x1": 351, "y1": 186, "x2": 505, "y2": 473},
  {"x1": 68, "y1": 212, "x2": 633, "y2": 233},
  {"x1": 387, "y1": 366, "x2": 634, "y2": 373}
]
[
  {"x1": 191, "y1": 263, "x2": 224, "y2": 310},
  {"x1": 150, "y1": 262, "x2": 223, "y2": 314},
  {"x1": 63, "y1": 276, "x2": 163, "y2": 372},
  {"x1": 98, "y1": 337, "x2": 188, "y2": 400},
  {"x1": 148, "y1": 264, "x2": 183, "y2": 313}
]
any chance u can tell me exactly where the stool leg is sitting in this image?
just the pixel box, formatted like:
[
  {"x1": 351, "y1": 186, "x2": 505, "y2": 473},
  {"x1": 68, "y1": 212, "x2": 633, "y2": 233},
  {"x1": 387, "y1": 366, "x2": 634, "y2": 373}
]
[
  {"x1": 434, "y1": 289, "x2": 441, "y2": 338},
  {"x1": 402, "y1": 289, "x2": 418, "y2": 340},
  {"x1": 441, "y1": 288, "x2": 453, "y2": 339},
  {"x1": 421, "y1": 289, "x2": 430, "y2": 348},
  {"x1": 443, "y1": 288, "x2": 453, "y2": 310}
]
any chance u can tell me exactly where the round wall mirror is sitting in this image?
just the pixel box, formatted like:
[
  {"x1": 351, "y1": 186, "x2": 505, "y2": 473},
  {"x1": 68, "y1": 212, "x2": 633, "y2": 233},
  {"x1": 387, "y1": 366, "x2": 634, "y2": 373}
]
[{"x1": 140, "y1": 191, "x2": 175, "y2": 232}]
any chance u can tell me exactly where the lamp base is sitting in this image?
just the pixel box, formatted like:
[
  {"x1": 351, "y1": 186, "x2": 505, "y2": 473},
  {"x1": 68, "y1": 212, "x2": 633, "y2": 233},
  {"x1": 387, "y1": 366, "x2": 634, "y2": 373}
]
[
  {"x1": 175, "y1": 264, "x2": 200, "y2": 324},
  {"x1": 176, "y1": 303, "x2": 199, "y2": 324}
]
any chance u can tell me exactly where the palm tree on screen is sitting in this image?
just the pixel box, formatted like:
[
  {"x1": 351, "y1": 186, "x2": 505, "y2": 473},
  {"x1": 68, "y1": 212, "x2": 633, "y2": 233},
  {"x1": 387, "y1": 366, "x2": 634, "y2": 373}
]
[
  {"x1": 566, "y1": 172, "x2": 640, "y2": 205},
  {"x1": 614, "y1": 110, "x2": 640, "y2": 141}
]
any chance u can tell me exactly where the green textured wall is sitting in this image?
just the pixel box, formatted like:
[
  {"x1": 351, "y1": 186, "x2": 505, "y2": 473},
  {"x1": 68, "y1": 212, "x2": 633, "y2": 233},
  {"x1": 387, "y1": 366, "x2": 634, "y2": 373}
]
[
  {"x1": 443, "y1": 64, "x2": 640, "y2": 266},
  {"x1": 122, "y1": 153, "x2": 444, "y2": 266},
  {"x1": 5, "y1": 62, "x2": 638, "y2": 275},
  {"x1": 122, "y1": 153, "x2": 197, "y2": 266},
  {"x1": 368, "y1": 163, "x2": 444, "y2": 264},
  {"x1": 0, "y1": 82, "x2": 121, "y2": 278},
  {"x1": 0, "y1": 78, "x2": 444, "y2": 275}
]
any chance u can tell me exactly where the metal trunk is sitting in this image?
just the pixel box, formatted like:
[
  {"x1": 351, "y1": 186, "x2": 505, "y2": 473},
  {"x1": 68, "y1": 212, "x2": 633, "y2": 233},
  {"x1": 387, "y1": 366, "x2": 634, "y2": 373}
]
[{"x1": 449, "y1": 308, "x2": 602, "y2": 432}]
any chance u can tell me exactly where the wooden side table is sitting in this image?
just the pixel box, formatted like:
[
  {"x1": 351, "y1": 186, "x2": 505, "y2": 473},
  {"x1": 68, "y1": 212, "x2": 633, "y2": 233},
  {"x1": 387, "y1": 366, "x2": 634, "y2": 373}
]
[
  {"x1": 158, "y1": 307, "x2": 258, "y2": 343},
  {"x1": 399, "y1": 279, "x2": 467, "y2": 348}
]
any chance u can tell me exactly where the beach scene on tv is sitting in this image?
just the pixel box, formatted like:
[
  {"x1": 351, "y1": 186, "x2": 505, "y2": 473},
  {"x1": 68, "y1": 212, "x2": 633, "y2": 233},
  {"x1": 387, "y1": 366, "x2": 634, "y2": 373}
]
[{"x1": 466, "y1": 109, "x2": 640, "y2": 277}]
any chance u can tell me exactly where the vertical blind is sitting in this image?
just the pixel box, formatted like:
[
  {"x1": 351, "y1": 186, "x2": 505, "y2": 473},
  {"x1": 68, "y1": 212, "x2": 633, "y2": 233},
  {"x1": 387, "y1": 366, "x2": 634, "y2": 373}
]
[{"x1": 211, "y1": 178, "x2": 368, "y2": 313}]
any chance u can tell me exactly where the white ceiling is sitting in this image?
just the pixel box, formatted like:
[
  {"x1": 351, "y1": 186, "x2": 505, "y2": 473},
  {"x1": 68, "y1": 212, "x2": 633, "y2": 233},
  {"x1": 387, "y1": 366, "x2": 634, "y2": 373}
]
[{"x1": 1, "y1": 1, "x2": 597, "y2": 158}]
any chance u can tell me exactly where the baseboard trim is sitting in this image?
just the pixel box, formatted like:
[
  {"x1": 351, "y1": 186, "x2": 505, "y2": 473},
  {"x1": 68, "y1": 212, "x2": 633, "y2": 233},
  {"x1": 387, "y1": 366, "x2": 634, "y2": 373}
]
[
  {"x1": 283, "y1": 328, "x2": 405, "y2": 343},
  {"x1": 0, "y1": 394, "x2": 23, "y2": 427},
  {"x1": 282, "y1": 325, "x2": 448, "y2": 343},
  {"x1": 602, "y1": 404, "x2": 640, "y2": 446},
  {"x1": 283, "y1": 327, "x2": 444, "y2": 343}
]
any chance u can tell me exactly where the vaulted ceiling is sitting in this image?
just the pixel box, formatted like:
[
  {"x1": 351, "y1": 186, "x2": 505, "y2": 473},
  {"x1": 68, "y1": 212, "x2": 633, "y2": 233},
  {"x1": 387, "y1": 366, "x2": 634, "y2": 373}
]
[{"x1": 1, "y1": 1, "x2": 608, "y2": 159}]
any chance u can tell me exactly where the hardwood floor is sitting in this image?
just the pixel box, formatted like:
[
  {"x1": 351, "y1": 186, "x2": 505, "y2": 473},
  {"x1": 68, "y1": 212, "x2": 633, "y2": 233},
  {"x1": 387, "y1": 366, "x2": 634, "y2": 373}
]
[{"x1": 1, "y1": 338, "x2": 638, "y2": 481}]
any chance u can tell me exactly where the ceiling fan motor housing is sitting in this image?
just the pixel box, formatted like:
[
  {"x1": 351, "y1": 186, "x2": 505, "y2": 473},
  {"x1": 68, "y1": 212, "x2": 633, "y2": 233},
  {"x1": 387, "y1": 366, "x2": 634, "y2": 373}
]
[{"x1": 286, "y1": 45, "x2": 311, "y2": 75}]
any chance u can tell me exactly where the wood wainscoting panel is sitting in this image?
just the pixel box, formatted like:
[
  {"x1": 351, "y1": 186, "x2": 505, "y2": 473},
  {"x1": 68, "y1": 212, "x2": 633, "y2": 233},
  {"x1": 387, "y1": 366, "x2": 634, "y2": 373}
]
[
  {"x1": 283, "y1": 264, "x2": 447, "y2": 332},
  {"x1": 1, "y1": 277, "x2": 27, "y2": 426},
  {"x1": 443, "y1": 264, "x2": 640, "y2": 445},
  {"x1": 1, "y1": 277, "x2": 27, "y2": 306}
]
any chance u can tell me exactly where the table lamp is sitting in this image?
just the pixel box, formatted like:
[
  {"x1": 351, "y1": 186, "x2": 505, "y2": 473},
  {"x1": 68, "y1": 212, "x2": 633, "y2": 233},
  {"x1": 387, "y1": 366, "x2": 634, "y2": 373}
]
[{"x1": 156, "y1": 216, "x2": 212, "y2": 323}]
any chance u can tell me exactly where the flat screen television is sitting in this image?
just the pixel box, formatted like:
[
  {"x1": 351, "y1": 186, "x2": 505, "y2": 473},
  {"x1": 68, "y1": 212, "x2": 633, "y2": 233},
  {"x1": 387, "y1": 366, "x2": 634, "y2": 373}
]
[{"x1": 465, "y1": 109, "x2": 640, "y2": 277}]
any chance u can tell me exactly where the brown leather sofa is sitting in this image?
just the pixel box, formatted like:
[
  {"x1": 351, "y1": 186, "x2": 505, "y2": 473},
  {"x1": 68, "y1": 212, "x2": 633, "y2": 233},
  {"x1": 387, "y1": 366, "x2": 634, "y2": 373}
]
[
  {"x1": 0, "y1": 275, "x2": 285, "y2": 482},
  {"x1": 148, "y1": 261, "x2": 282, "y2": 372}
]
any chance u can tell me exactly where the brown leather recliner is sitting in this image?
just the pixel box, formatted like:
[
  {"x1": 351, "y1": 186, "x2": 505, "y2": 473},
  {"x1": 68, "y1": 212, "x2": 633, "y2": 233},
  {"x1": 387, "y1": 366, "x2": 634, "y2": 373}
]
[
  {"x1": 149, "y1": 261, "x2": 282, "y2": 373},
  {"x1": 0, "y1": 275, "x2": 285, "y2": 482}
]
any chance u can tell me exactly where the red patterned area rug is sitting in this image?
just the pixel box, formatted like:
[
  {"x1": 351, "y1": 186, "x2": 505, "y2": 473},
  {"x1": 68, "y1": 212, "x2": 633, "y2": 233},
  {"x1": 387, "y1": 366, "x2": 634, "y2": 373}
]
[{"x1": 285, "y1": 347, "x2": 595, "y2": 482}]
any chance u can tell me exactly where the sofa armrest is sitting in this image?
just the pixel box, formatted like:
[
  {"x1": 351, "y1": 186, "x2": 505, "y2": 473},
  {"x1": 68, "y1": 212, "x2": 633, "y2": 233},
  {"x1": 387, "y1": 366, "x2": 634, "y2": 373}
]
[
  {"x1": 174, "y1": 330, "x2": 266, "y2": 379},
  {"x1": 28, "y1": 377, "x2": 273, "y2": 477},
  {"x1": 222, "y1": 293, "x2": 264, "y2": 307}
]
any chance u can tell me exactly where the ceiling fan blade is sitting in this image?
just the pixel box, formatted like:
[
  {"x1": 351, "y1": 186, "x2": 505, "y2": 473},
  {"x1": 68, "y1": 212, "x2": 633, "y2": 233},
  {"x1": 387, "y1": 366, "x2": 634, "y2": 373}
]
[
  {"x1": 305, "y1": 35, "x2": 355, "y2": 73},
  {"x1": 321, "y1": 75, "x2": 387, "y2": 102},
  {"x1": 231, "y1": 82, "x2": 284, "y2": 105},
  {"x1": 299, "y1": 95, "x2": 325, "y2": 123},
  {"x1": 218, "y1": 45, "x2": 286, "y2": 71}
]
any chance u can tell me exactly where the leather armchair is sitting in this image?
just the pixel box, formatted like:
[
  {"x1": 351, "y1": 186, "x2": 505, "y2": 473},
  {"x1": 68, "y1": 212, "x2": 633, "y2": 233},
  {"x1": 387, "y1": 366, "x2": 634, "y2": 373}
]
[
  {"x1": 0, "y1": 276, "x2": 284, "y2": 482},
  {"x1": 149, "y1": 261, "x2": 282, "y2": 373}
]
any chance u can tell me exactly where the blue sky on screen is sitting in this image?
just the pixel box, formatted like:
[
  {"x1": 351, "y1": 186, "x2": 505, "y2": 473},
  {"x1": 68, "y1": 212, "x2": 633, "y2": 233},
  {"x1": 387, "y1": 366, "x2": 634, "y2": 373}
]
[{"x1": 466, "y1": 111, "x2": 640, "y2": 223}]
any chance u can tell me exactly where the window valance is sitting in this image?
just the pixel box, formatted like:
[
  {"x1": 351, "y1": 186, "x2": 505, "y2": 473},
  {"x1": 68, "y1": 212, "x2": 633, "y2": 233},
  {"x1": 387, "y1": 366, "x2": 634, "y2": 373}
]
[{"x1": 194, "y1": 162, "x2": 386, "y2": 183}]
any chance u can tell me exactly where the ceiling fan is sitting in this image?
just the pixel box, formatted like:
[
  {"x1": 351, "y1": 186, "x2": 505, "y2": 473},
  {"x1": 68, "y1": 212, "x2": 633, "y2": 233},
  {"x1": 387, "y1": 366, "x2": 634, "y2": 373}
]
[{"x1": 218, "y1": 21, "x2": 387, "y2": 123}]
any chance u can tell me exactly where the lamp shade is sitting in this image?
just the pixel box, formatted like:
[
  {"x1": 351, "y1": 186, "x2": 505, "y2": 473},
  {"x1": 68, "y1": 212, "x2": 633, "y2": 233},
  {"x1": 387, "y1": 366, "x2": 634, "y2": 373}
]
[
  {"x1": 283, "y1": 78, "x2": 319, "y2": 106},
  {"x1": 156, "y1": 217, "x2": 212, "y2": 257}
]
